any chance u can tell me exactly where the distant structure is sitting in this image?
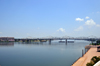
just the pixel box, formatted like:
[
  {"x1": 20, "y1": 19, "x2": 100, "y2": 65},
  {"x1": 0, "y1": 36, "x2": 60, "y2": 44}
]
[{"x1": 0, "y1": 37, "x2": 14, "y2": 42}]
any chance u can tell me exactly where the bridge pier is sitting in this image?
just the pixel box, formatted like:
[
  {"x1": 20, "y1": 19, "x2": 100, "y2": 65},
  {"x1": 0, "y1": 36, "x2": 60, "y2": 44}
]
[
  {"x1": 91, "y1": 38, "x2": 95, "y2": 44},
  {"x1": 22, "y1": 40, "x2": 25, "y2": 42},
  {"x1": 40, "y1": 40, "x2": 43, "y2": 44},
  {"x1": 27, "y1": 40, "x2": 31, "y2": 42},
  {"x1": 16, "y1": 39, "x2": 20, "y2": 42},
  {"x1": 49, "y1": 39, "x2": 51, "y2": 44},
  {"x1": 65, "y1": 39, "x2": 67, "y2": 44},
  {"x1": 15, "y1": 39, "x2": 18, "y2": 42}
]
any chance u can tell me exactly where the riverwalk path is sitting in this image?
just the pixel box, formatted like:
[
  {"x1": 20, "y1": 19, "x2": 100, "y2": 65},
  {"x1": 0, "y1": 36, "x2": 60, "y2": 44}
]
[{"x1": 72, "y1": 47, "x2": 100, "y2": 66}]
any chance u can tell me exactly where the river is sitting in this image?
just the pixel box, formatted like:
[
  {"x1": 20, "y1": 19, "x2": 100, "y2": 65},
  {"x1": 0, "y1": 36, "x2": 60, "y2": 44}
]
[{"x1": 0, "y1": 40, "x2": 90, "y2": 66}]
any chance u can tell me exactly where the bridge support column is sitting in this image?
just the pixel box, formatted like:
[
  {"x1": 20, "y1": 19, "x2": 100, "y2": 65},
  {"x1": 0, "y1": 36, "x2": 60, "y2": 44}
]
[
  {"x1": 65, "y1": 39, "x2": 67, "y2": 44},
  {"x1": 29, "y1": 40, "x2": 31, "y2": 42},
  {"x1": 22, "y1": 40, "x2": 25, "y2": 42},
  {"x1": 49, "y1": 39, "x2": 51, "y2": 44},
  {"x1": 40, "y1": 40, "x2": 43, "y2": 44},
  {"x1": 91, "y1": 40, "x2": 93, "y2": 44},
  {"x1": 18, "y1": 39, "x2": 20, "y2": 42},
  {"x1": 26, "y1": 40, "x2": 28, "y2": 42},
  {"x1": 27, "y1": 40, "x2": 31, "y2": 42}
]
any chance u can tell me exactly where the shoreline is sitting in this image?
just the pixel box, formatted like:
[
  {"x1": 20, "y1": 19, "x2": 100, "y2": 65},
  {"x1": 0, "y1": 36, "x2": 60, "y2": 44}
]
[
  {"x1": 72, "y1": 45, "x2": 100, "y2": 66},
  {"x1": 71, "y1": 47, "x2": 90, "y2": 66}
]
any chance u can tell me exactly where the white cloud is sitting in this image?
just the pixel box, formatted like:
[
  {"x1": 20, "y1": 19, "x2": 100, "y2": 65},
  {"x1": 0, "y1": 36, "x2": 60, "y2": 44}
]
[
  {"x1": 57, "y1": 28, "x2": 65, "y2": 32},
  {"x1": 96, "y1": 24, "x2": 100, "y2": 27},
  {"x1": 85, "y1": 19, "x2": 96, "y2": 26},
  {"x1": 97, "y1": 11, "x2": 100, "y2": 13},
  {"x1": 74, "y1": 26, "x2": 83, "y2": 31},
  {"x1": 85, "y1": 16, "x2": 89, "y2": 19},
  {"x1": 85, "y1": 19, "x2": 100, "y2": 28},
  {"x1": 37, "y1": 27, "x2": 40, "y2": 29},
  {"x1": 75, "y1": 18, "x2": 84, "y2": 21}
]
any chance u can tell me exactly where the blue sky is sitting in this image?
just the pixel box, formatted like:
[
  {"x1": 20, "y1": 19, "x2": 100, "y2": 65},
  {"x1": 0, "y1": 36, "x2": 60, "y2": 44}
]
[{"x1": 0, "y1": 0, "x2": 100, "y2": 38}]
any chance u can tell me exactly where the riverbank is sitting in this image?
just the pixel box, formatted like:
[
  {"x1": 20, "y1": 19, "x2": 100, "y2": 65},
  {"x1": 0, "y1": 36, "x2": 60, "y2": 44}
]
[{"x1": 72, "y1": 46, "x2": 100, "y2": 66}]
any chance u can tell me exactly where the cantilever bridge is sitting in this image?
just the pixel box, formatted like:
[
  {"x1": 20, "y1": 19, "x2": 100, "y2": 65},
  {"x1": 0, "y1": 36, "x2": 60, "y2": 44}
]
[{"x1": 15, "y1": 37, "x2": 100, "y2": 44}]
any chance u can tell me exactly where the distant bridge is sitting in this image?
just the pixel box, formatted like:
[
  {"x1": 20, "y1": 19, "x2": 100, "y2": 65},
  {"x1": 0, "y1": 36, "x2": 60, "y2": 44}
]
[{"x1": 15, "y1": 37, "x2": 100, "y2": 44}]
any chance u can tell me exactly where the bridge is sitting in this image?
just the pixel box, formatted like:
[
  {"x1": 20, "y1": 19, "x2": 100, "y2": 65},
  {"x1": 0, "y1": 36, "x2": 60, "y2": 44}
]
[{"x1": 14, "y1": 37, "x2": 100, "y2": 44}]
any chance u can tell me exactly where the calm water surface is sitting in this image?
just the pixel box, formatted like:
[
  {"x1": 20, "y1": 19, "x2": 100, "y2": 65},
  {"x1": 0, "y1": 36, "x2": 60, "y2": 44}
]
[{"x1": 0, "y1": 40, "x2": 90, "y2": 66}]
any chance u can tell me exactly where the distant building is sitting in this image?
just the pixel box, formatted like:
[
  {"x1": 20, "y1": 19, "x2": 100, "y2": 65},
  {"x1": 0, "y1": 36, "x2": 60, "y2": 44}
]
[{"x1": 0, "y1": 37, "x2": 14, "y2": 42}]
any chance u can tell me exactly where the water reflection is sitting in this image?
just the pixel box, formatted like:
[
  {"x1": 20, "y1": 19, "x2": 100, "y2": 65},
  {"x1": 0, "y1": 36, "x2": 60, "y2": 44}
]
[
  {"x1": 16, "y1": 42, "x2": 43, "y2": 44},
  {"x1": 0, "y1": 42, "x2": 14, "y2": 46},
  {"x1": 15, "y1": 42, "x2": 67, "y2": 45},
  {"x1": 0, "y1": 41, "x2": 90, "y2": 66}
]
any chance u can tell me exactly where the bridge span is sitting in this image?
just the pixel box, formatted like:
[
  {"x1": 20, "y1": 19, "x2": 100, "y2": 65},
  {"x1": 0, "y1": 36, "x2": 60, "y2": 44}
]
[{"x1": 14, "y1": 37, "x2": 100, "y2": 44}]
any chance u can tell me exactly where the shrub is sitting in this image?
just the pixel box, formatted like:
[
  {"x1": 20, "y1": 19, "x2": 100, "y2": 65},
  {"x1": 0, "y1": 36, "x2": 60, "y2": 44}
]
[
  {"x1": 91, "y1": 56, "x2": 98, "y2": 63},
  {"x1": 86, "y1": 62, "x2": 93, "y2": 66},
  {"x1": 90, "y1": 60, "x2": 95, "y2": 65},
  {"x1": 98, "y1": 56, "x2": 100, "y2": 60},
  {"x1": 86, "y1": 56, "x2": 100, "y2": 66}
]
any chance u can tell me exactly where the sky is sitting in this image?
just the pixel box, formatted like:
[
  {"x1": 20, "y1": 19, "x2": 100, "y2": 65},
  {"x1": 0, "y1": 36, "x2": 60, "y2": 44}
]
[{"x1": 0, "y1": 0, "x2": 100, "y2": 38}]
